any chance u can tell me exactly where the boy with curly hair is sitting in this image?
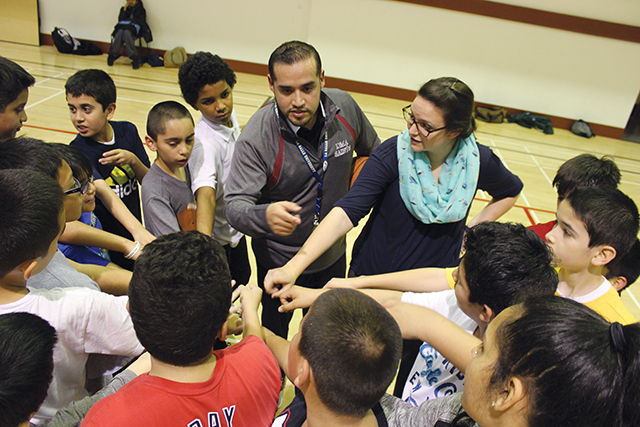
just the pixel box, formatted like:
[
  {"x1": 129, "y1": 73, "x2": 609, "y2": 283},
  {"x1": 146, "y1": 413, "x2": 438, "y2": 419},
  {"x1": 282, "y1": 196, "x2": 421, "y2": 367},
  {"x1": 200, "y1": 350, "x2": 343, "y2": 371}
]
[{"x1": 178, "y1": 52, "x2": 250, "y2": 285}]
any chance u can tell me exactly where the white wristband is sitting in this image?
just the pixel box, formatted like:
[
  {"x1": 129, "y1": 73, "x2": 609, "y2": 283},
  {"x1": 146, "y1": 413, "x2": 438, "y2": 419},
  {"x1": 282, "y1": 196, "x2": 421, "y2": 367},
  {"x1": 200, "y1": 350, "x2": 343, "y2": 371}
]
[{"x1": 125, "y1": 241, "x2": 141, "y2": 259}]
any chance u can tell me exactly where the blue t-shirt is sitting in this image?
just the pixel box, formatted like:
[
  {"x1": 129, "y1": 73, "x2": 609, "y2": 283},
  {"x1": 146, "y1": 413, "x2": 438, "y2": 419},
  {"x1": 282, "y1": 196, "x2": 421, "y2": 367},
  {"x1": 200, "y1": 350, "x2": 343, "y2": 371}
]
[{"x1": 58, "y1": 212, "x2": 111, "y2": 267}]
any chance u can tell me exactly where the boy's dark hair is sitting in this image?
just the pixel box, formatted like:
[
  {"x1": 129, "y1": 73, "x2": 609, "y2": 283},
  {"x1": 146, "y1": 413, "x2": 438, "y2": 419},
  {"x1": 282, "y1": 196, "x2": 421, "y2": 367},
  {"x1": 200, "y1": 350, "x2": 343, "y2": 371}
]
[
  {"x1": 0, "y1": 56, "x2": 35, "y2": 113},
  {"x1": 51, "y1": 143, "x2": 93, "y2": 182},
  {"x1": 566, "y1": 187, "x2": 639, "y2": 257},
  {"x1": 299, "y1": 288, "x2": 402, "y2": 417},
  {"x1": 178, "y1": 52, "x2": 236, "y2": 108},
  {"x1": 146, "y1": 101, "x2": 194, "y2": 141},
  {"x1": 492, "y1": 296, "x2": 640, "y2": 427},
  {"x1": 0, "y1": 170, "x2": 64, "y2": 278},
  {"x1": 64, "y1": 69, "x2": 116, "y2": 111},
  {"x1": 268, "y1": 41, "x2": 322, "y2": 81},
  {"x1": 128, "y1": 231, "x2": 231, "y2": 366},
  {"x1": 0, "y1": 137, "x2": 63, "y2": 180},
  {"x1": 552, "y1": 154, "x2": 620, "y2": 199},
  {"x1": 418, "y1": 77, "x2": 476, "y2": 139},
  {"x1": 606, "y1": 239, "x2": 640, "y2": 293},
  {"x1": 0, "y1": 312, "x2": 57, "y2": 427},
  {"x1": 464, "y1": 222, "x2": 558, "y2": 315}
]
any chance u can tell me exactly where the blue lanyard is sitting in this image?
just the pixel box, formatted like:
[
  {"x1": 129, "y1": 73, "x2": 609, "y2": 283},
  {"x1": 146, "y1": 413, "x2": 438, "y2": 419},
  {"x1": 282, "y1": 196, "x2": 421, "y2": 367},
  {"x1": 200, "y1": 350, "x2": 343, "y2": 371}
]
[
  {"x1": 274, "y1": 102, "x2": 328, "y2": 227},
  {"x1": 295, "y1": 133, "x2": 328, "y2": 227}
]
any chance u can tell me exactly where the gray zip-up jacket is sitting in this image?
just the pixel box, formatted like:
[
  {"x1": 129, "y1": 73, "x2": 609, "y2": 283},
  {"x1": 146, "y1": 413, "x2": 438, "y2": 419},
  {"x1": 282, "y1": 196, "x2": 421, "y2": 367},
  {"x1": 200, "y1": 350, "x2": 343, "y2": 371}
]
[{"x1": 225, "y1": 88, "x2": 380, "y2": 273}]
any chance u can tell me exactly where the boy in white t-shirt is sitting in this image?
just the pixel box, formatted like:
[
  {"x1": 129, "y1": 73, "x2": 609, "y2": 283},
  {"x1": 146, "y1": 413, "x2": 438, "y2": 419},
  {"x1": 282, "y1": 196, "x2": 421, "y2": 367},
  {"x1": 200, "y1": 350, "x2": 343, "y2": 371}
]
[
  {"x1": 0, "y1": 169, "x2": 142, "y2": 423},
  {"x1": 178, "y1": 52, "x2": 251, "y2": 285}
]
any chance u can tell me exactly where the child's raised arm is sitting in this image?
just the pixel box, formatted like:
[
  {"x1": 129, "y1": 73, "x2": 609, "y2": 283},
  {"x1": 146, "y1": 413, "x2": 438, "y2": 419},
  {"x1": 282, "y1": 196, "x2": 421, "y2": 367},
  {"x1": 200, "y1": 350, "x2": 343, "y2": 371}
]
[
  {"x1": 95, "y1": 179, "x2": 154, "y2": 245},
  {"x1": 385, "y1": 299, "x2": 481, "y2": 372},
  {"x1": 236, "y1": 284, "x2": 264, "y2": 340}
]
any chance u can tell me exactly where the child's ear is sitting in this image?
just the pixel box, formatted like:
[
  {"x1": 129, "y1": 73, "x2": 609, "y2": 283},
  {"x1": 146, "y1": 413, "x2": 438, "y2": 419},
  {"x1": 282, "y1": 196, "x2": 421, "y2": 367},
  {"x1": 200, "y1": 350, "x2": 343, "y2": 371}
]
[
  {"x1": 479, "y1": 304, "x2": 494, "y2": 324},
  {"x1": 292, "y1": 358, "x2": 311, "y2": 390},
  {"x1": 144, "y1": 135, "x2": 158, "y2": 152},
  {"x1": 216, "y1": 320, "x2": 228, "y2": 342},
  {"x1": 18, "y1": 259, "x2": 41, "y2": 280},
  {"x1": 610, "y1": 276, "x2": 628, "y2": 292},
  {"x1": 592, "y1": 245, "x2": 616, "y2": 266},
  {"x1": 104, "y1": 103, "x2": 116, "y2": 120}
]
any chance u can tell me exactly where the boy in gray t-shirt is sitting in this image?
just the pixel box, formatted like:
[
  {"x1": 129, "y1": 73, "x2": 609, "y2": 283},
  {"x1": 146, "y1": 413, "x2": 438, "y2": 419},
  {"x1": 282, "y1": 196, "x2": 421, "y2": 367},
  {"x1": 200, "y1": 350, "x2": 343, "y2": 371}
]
[{"x1": 141, "y1": 101, "x2": 196, "y2": 236}]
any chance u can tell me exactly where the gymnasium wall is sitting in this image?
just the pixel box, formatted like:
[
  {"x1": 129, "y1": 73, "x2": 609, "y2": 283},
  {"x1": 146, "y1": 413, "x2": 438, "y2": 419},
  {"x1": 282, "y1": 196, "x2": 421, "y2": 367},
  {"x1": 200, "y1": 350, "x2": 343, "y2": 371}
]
[{"x1": 37, "y1": 0, "x2": 640, "y2": 130}]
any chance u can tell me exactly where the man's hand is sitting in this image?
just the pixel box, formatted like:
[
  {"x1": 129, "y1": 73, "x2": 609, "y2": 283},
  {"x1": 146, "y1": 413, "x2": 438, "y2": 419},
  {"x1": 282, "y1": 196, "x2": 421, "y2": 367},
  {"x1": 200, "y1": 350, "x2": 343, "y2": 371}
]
[
  {"x1": 266, "y1": 201, "x2": 301, "y2": 236},
  {"x1": 99, "y1": 149, "x2": 139, "y2": 167},
  {"x1": 264, "y1": 266, "x2": 297, "y2": 297},
  {"x1": 277, "y1": 285, "x2": 324, "y2": 313}
]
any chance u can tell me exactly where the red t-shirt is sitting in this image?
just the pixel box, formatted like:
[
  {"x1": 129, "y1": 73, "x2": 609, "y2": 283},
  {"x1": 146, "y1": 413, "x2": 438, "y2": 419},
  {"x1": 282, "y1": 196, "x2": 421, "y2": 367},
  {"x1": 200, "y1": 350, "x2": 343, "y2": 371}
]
[{"x1": 83, "y1": 335, "x2": 281, "y2": 427}]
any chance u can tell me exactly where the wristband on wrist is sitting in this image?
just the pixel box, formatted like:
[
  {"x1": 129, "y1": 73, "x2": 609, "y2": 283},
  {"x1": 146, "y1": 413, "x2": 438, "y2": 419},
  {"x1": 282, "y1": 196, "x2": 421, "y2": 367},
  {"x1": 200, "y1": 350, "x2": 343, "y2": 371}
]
[{"x1": 125, "y1": 241, "x2": 141, "y2": 259}]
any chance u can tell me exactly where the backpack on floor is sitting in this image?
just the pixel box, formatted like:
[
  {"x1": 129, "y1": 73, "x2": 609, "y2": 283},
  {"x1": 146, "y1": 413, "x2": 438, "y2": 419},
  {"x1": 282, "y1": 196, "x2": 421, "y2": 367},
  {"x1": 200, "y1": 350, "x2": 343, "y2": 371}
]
[
  {"x1": 51, "y1": 27, "x2": 79, "y2": 54},
  {"x1": 571, "y1": 119, "x2": 595, "y2": 138}
]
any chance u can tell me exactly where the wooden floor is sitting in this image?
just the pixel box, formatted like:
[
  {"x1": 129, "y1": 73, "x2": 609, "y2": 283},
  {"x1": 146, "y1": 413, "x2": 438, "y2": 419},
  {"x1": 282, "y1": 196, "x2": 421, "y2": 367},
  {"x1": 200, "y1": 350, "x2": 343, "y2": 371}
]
[{"x1": 3, "y1": 40, "x2": 640, "y2": 321}]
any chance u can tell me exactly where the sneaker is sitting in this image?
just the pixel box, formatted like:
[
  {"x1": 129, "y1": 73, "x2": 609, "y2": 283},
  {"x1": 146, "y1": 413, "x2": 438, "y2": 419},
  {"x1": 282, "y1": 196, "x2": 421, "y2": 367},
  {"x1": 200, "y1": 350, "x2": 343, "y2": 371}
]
[{"x1": 131, "y1": 56, "x2": 140, "y2": 70}]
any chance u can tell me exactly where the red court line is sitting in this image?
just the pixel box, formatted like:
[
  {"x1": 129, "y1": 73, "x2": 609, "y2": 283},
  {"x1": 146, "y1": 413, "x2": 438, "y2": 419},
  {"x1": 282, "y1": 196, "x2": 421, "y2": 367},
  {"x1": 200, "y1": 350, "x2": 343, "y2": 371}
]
[
  {"x1": 23, "y1": 124, "x2": 77, "y2": 135},
  {"x1": 474, "y1": 197, "x2": 555, "y2": 226}
]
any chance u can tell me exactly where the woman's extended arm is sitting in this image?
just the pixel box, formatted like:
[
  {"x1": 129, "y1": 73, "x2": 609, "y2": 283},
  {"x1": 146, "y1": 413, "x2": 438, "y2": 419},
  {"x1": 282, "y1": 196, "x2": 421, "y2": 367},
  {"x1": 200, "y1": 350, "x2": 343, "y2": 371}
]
[{"x1": 264, "y1": 207, "x2": 354, "y2": 296}]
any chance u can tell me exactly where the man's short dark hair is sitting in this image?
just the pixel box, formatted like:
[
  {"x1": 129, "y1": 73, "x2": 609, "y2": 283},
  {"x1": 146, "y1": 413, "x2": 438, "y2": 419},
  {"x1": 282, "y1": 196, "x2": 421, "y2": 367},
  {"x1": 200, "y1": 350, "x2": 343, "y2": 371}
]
[
  {"x1": 464, "y1": 222, "x2": 558, "y2": 315},
  {"x1": 51, "y1": 143, "x2": 93, "y2": 182},
  {"x1": 178, "y1": 52, "x2": 236, "y2": 108},
  {"x1": 606, "y1": 239, "x2": 640, "y2": 294},
  {"x1": 268, "y1": 41, "x2": 322, "y2": 81},
  {"x1": 552, "y1": 154, "x2": 620, "y2": 200},
  {"x1": 566, "y1": 187, "x2": 639, "y2": 257},
  {"x1": 0, "y1": 137, "x2": 63, "y2": 181},
  {"x1": 0, "y1": 56, "x2": 35, "y2": 113},
  {"x1": 0, "y1": 170, "x2": 64, "y2": 278},
  {"x1": 0, "y1": 312, "x2": 57, "y2": 427},
  {"x1": 298, "y1": 289, "x2": 402, "y2": 417},
  {"x1": 64, "y1": 69, "x2": 116, "y2": 111},
  {"x1": 146, "y1": 101, "x2": 194, "y2": 140},
  {"x1": 128, "y1": 231, "x2": 231, "y2": 366}
]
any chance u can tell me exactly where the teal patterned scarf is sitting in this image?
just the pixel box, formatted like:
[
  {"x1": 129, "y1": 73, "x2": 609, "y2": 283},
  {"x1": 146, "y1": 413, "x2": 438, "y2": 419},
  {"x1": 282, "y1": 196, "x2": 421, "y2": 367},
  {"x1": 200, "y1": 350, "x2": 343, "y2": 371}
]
[{"x1": 397, "y1": 129, "x2": 480, "y2": 224}]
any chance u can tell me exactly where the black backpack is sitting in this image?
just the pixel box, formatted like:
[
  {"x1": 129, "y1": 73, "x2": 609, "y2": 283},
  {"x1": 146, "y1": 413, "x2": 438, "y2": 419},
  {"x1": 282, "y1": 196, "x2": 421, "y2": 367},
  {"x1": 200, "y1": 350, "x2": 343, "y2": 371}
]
[
  {"x1": 51, "y1": 27, "x2": 102, "y2": 56},
  {"x1": 51, "y1": 27, "x2": 78, "y2": 54}
]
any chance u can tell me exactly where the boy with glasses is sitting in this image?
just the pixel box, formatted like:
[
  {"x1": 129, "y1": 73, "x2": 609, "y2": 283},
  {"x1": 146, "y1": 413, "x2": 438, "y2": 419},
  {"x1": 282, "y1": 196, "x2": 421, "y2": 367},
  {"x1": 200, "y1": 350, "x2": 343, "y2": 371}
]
[{"x1": 53, "y1": 144, "x2": 141, "y2": 268}]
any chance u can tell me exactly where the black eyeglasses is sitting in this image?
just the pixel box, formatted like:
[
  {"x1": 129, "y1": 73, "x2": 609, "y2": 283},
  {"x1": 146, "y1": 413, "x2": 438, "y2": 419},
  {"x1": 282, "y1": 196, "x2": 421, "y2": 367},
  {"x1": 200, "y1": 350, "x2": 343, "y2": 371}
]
[
  {"x1": 64, "y1": 176, "x2": 93, "y2": 196},
  {"x1": 402, "y1": 105, "x2": 446, "y2": 138}
]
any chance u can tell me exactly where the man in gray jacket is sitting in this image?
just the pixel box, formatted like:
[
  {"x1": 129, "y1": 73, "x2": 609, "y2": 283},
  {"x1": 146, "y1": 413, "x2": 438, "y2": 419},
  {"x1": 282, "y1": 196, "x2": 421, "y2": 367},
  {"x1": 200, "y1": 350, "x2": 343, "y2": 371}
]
[{"x1": 225, "y1": 40, "x2": 380, "y2": 338}]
